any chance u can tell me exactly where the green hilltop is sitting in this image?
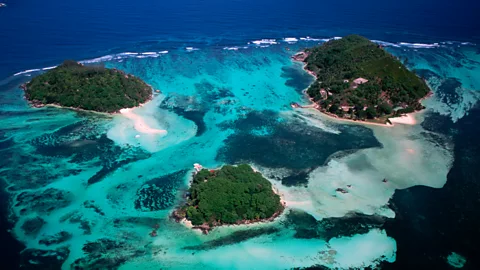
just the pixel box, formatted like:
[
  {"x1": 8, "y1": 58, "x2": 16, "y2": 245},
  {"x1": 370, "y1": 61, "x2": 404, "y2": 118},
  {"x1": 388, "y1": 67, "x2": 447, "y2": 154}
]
[
  {"x1": 24, "y1": 60, "x2": 152, "y2": 113},
  {"x1": 175, "y1": 164, "x2": 283, "y2": 229},
  {"x1": 304, "y1": 35, "x2": 430, "y2": 120}
]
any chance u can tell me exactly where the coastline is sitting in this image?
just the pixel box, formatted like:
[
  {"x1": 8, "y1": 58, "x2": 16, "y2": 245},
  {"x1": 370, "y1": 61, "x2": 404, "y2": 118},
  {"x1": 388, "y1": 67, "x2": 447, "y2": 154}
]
[
  {"x1": 20, "y1": 78, "x2": 157, "y2": 115},
  {"x1": 21, "y1": 82, "x2": 169, "y2": 135},
  {"x1": 292, "y1": 51, "x2": 427, "y2": 128}
]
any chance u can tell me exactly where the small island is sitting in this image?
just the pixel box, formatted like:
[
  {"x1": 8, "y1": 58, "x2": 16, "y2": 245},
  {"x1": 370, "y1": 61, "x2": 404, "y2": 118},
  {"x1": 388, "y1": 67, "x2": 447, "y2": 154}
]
[
  {"x1": 23, "y1": 60, "x2": 153, "y2": 113},
  {"x1": 294, "y1": 35, "x2": 431, "y2": 123},
  {"x1": 173, "y1": 164, "x2": 284, "y2": 233}
]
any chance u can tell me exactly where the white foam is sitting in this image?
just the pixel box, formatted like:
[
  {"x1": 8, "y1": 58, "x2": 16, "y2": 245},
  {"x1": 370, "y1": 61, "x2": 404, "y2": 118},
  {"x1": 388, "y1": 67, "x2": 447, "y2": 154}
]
[
  {"x1": 141, "y1": 52, "x2": 157, "y2": 55},
  {"x1": 185, "y1": 47, "x2": 199, "y2": 51},
  {"x1": 300, "y1": 36, "x2": 321, "y2": 41},
  {"x1": 251, "y1": 39, "x2": 278, "y2": 45},
  {"x1": 80, "y1": 55, "x2": 115, "y2": 64},
  {"x1": 158, "y1": 50, "x2": 169, "y2": 54},
  {"x1": 398, "y1": 42, "x2": 440, "y2": 48},
  {"x1": 283, "y1": 37, "x2": 299, "y2": 43},
  {"x1": 42, "y1": 66, "x2": 57, "y2": 71},
  {"x1": 372, "y1": 40, "x2": 401, "y2": 48},
  {"x1": 118, "y1": 52, "x2": 139, "y2": 56},
  {"x1": 13, "y1": 69, "x2": 41, "y2": 76}
]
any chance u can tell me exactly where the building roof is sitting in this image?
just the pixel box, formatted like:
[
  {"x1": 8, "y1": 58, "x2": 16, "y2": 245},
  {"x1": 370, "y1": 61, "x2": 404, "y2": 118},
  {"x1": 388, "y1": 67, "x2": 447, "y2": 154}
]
[{"x1": 353, "y1": 78, "x2": 369, "y2": 84}]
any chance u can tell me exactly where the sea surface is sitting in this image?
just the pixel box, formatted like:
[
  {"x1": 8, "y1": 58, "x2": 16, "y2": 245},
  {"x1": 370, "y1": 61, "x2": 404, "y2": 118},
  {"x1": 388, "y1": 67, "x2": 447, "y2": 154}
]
[{"x1": 1, "y1": 0, "x2": 480, "y2": 269}]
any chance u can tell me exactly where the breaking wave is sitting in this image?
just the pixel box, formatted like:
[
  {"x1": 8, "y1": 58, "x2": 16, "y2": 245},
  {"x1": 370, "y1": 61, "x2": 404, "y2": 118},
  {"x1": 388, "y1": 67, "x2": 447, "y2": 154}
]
[{"x1": 10, "y1": 36, "x2": 476, "y2": 78}]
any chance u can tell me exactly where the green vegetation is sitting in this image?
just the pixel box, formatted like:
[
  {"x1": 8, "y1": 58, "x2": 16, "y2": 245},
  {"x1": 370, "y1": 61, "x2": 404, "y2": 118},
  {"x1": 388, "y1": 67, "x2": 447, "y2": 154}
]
[
  {"x1": 24, "y1": 60, "x2": 152, "y2": 113},
  {"x1": 304, "y1": 35, "x2": 430, "y2": 119},
  {"x1": 177, "y1": 164, "x2": 283, "y2": 226}
]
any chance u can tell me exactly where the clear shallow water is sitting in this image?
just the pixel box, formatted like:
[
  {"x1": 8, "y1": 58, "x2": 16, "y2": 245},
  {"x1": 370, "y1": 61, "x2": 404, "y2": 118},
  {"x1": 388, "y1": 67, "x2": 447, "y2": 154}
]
[{"x1": 1, "y1": 38, "x2": 479, "y2": 269}]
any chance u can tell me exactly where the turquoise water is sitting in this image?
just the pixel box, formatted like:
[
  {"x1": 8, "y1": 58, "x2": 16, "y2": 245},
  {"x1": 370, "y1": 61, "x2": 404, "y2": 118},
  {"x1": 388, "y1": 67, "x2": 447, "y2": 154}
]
[{"x1": 1, "y1": 40, "x2": 478, "y2": 268}]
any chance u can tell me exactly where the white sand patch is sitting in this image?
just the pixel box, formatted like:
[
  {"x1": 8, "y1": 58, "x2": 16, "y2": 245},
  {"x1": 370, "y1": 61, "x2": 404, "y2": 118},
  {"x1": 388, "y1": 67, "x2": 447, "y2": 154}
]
[
  {"x1": 122, "y1": 228, "x2": 395, "y2": 269},
  {"x1": 120, "y1": 108, "x2": 167, "y2": 135},
  {"x1": 388, "y1": 113, "x2": 417, "y2": 125},
  {"x1": 107, "y1": 95, "x2": 197, "y2": 152},
  {"x1": 264, "y1": 110, "x2": 453, "y2": 219}
]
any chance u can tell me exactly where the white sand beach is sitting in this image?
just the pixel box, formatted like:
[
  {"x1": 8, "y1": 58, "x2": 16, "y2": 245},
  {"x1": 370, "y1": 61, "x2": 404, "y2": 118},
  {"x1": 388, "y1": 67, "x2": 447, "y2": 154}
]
[
  {"x1": 120, "y1": 108, "x2": 168, "y2": 135},
  {"x1": 388, "y1": 113, "x2": 417, "y2": 125}
]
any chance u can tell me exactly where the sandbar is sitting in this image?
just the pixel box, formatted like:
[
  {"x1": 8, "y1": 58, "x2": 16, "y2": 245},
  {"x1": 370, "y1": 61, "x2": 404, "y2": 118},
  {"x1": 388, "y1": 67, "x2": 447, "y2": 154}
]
[{"x1": 120, "y1": 108, "x2": 168, "y2": 135}]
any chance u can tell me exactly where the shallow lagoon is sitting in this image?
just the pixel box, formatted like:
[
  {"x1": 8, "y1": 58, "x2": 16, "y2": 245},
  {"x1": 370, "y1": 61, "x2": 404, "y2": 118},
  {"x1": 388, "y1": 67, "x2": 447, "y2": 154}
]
[{"x1": 0, "y1": 39, "x2": 478, "y2": 269}]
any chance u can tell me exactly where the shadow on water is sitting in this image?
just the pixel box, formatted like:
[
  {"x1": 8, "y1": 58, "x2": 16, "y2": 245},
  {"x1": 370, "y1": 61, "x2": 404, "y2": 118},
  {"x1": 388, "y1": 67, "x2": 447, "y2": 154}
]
[
  {"x1": 381, "y1": 107, "x2": 480, "y2": 269},
  {"x1": 0, "y1": 180, "x2": 24, "y2": 270}
]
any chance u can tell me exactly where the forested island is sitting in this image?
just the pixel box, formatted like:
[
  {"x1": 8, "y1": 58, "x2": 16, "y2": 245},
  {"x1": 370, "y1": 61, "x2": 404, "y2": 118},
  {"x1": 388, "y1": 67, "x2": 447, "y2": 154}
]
[
  {"x1": 23, "y1": 60, "x2": 153, "y2": 113},
  {"x1": 295, "y1": 35, "x2": 431, "y2": 122},
  {"x1": 173, "y1": 164, "x2": 284, "y2": 233}
]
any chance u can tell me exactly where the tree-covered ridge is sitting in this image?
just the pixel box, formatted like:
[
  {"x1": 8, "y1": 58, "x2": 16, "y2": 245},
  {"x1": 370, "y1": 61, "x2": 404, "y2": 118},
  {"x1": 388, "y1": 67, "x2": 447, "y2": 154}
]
[
  {"x1": 24, "y1": 60, "x2": 152, "y2": 113},
  {"x1": 304, "y1": 35, "x2": 430, "y2": 119},
  {"x1": 178, "y1": 164, "x2": 283, "y2": 227}
]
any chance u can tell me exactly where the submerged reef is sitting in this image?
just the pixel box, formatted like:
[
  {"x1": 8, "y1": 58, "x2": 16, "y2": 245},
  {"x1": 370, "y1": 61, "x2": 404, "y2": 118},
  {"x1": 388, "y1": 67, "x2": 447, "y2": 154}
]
[
  {"x1": 1, "y1": 37, "x2": 475, "y2": 269},
  {"x1": 135, "y1": 170, "x2": 188, "y2": 211},
  {"x1": 15, "y1": 188, "x2": 73, "y2": 216}
]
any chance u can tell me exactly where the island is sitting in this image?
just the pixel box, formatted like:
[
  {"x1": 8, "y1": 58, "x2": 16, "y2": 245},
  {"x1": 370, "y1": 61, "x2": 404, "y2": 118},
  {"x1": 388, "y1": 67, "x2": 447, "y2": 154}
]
[
  {"x1": 22, "y1": 60, "x2": 153, "y2": 113},
  {"x1": 294, "y1": 35, "x2": 431, "y2": 123},
  {"x1": 173, "y1": 164, "x2": 284, "y2": 233}
]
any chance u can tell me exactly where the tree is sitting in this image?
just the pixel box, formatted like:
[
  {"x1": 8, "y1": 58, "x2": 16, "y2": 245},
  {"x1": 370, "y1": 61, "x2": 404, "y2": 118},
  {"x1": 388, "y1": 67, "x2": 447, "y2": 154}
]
[
  {"x1": 25, "y1": 61, "x2": 152, "y2": 113},
  {"x1": 182, "y1": 165, "x2": 283, "y2": 226},
  {"x1": 304, "y1": 35, "x2": 429, "y2": 118},
  {"x1": 357, "y1": 110, "x2": 367, "y2": 120},
  {"x1": 366, "y1": 106, "x2": 377, "y2": 119},
  {"x1": 329, "y1": 104, "x2": 339, "y2": 114},
  {"x1": 378, "y1": 103, "x2": 393, "y2": 115}
]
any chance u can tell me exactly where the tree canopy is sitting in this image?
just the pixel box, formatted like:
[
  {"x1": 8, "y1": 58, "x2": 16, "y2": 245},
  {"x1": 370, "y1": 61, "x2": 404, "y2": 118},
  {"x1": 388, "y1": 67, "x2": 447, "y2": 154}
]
[
  {"x1": 180, "y1": 164, "x2": 283, "y2": 226},
  {"x1": 304, "y1": 35, "x2": 429, "y2": 118},
  {"x1": 24, "y1": 60, "x2": 152, "y2": 113}
]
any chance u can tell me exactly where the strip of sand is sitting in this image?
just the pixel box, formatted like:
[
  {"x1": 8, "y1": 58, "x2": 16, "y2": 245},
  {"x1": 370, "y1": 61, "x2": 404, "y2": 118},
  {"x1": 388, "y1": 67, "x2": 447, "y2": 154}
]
[
  {"x1": 388, "y1": 114, "x2": 417, "y2": 125},
  {"x1": 120, "y1": 108, "x2": 168, "y2": 135}
]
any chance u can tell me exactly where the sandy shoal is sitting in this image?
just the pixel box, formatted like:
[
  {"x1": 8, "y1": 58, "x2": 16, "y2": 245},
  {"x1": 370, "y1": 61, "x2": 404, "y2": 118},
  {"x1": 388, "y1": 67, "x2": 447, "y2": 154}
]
[{"x1": 120, "y1": 108, "x2": 168, "y2": 135}]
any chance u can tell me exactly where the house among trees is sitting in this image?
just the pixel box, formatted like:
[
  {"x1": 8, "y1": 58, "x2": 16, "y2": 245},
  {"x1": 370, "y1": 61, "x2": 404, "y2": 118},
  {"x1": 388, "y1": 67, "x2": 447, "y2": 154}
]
[
  {"x1": 354, "y1": 78, "x2": 369, "y2": 84},
  {"x1": 352, "y1": 78, "x2": 369, "y2": 89},
  {"x1": 319, "y1": 89, "x2": 328, "y2": 99}
]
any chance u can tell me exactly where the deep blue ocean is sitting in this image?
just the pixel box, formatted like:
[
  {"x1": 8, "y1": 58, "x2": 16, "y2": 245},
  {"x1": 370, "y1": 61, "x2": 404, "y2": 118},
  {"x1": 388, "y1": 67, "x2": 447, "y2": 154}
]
[
  {"x1": 1, "y1": 0, "x2": 480, "y2": 269},
  {"x1": 0, "y1": 0, "x2": 479, "y2": 78}
]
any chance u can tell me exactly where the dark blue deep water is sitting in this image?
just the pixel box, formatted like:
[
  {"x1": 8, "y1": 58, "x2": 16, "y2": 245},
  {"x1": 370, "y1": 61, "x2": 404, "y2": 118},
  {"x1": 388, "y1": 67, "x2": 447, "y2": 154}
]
[
  {"x1": 0, "y1": 0, "x2": 479, "y2": 78},
  {"x1": 1, "y1": 0, "x2": 480, "y2": 269}
]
